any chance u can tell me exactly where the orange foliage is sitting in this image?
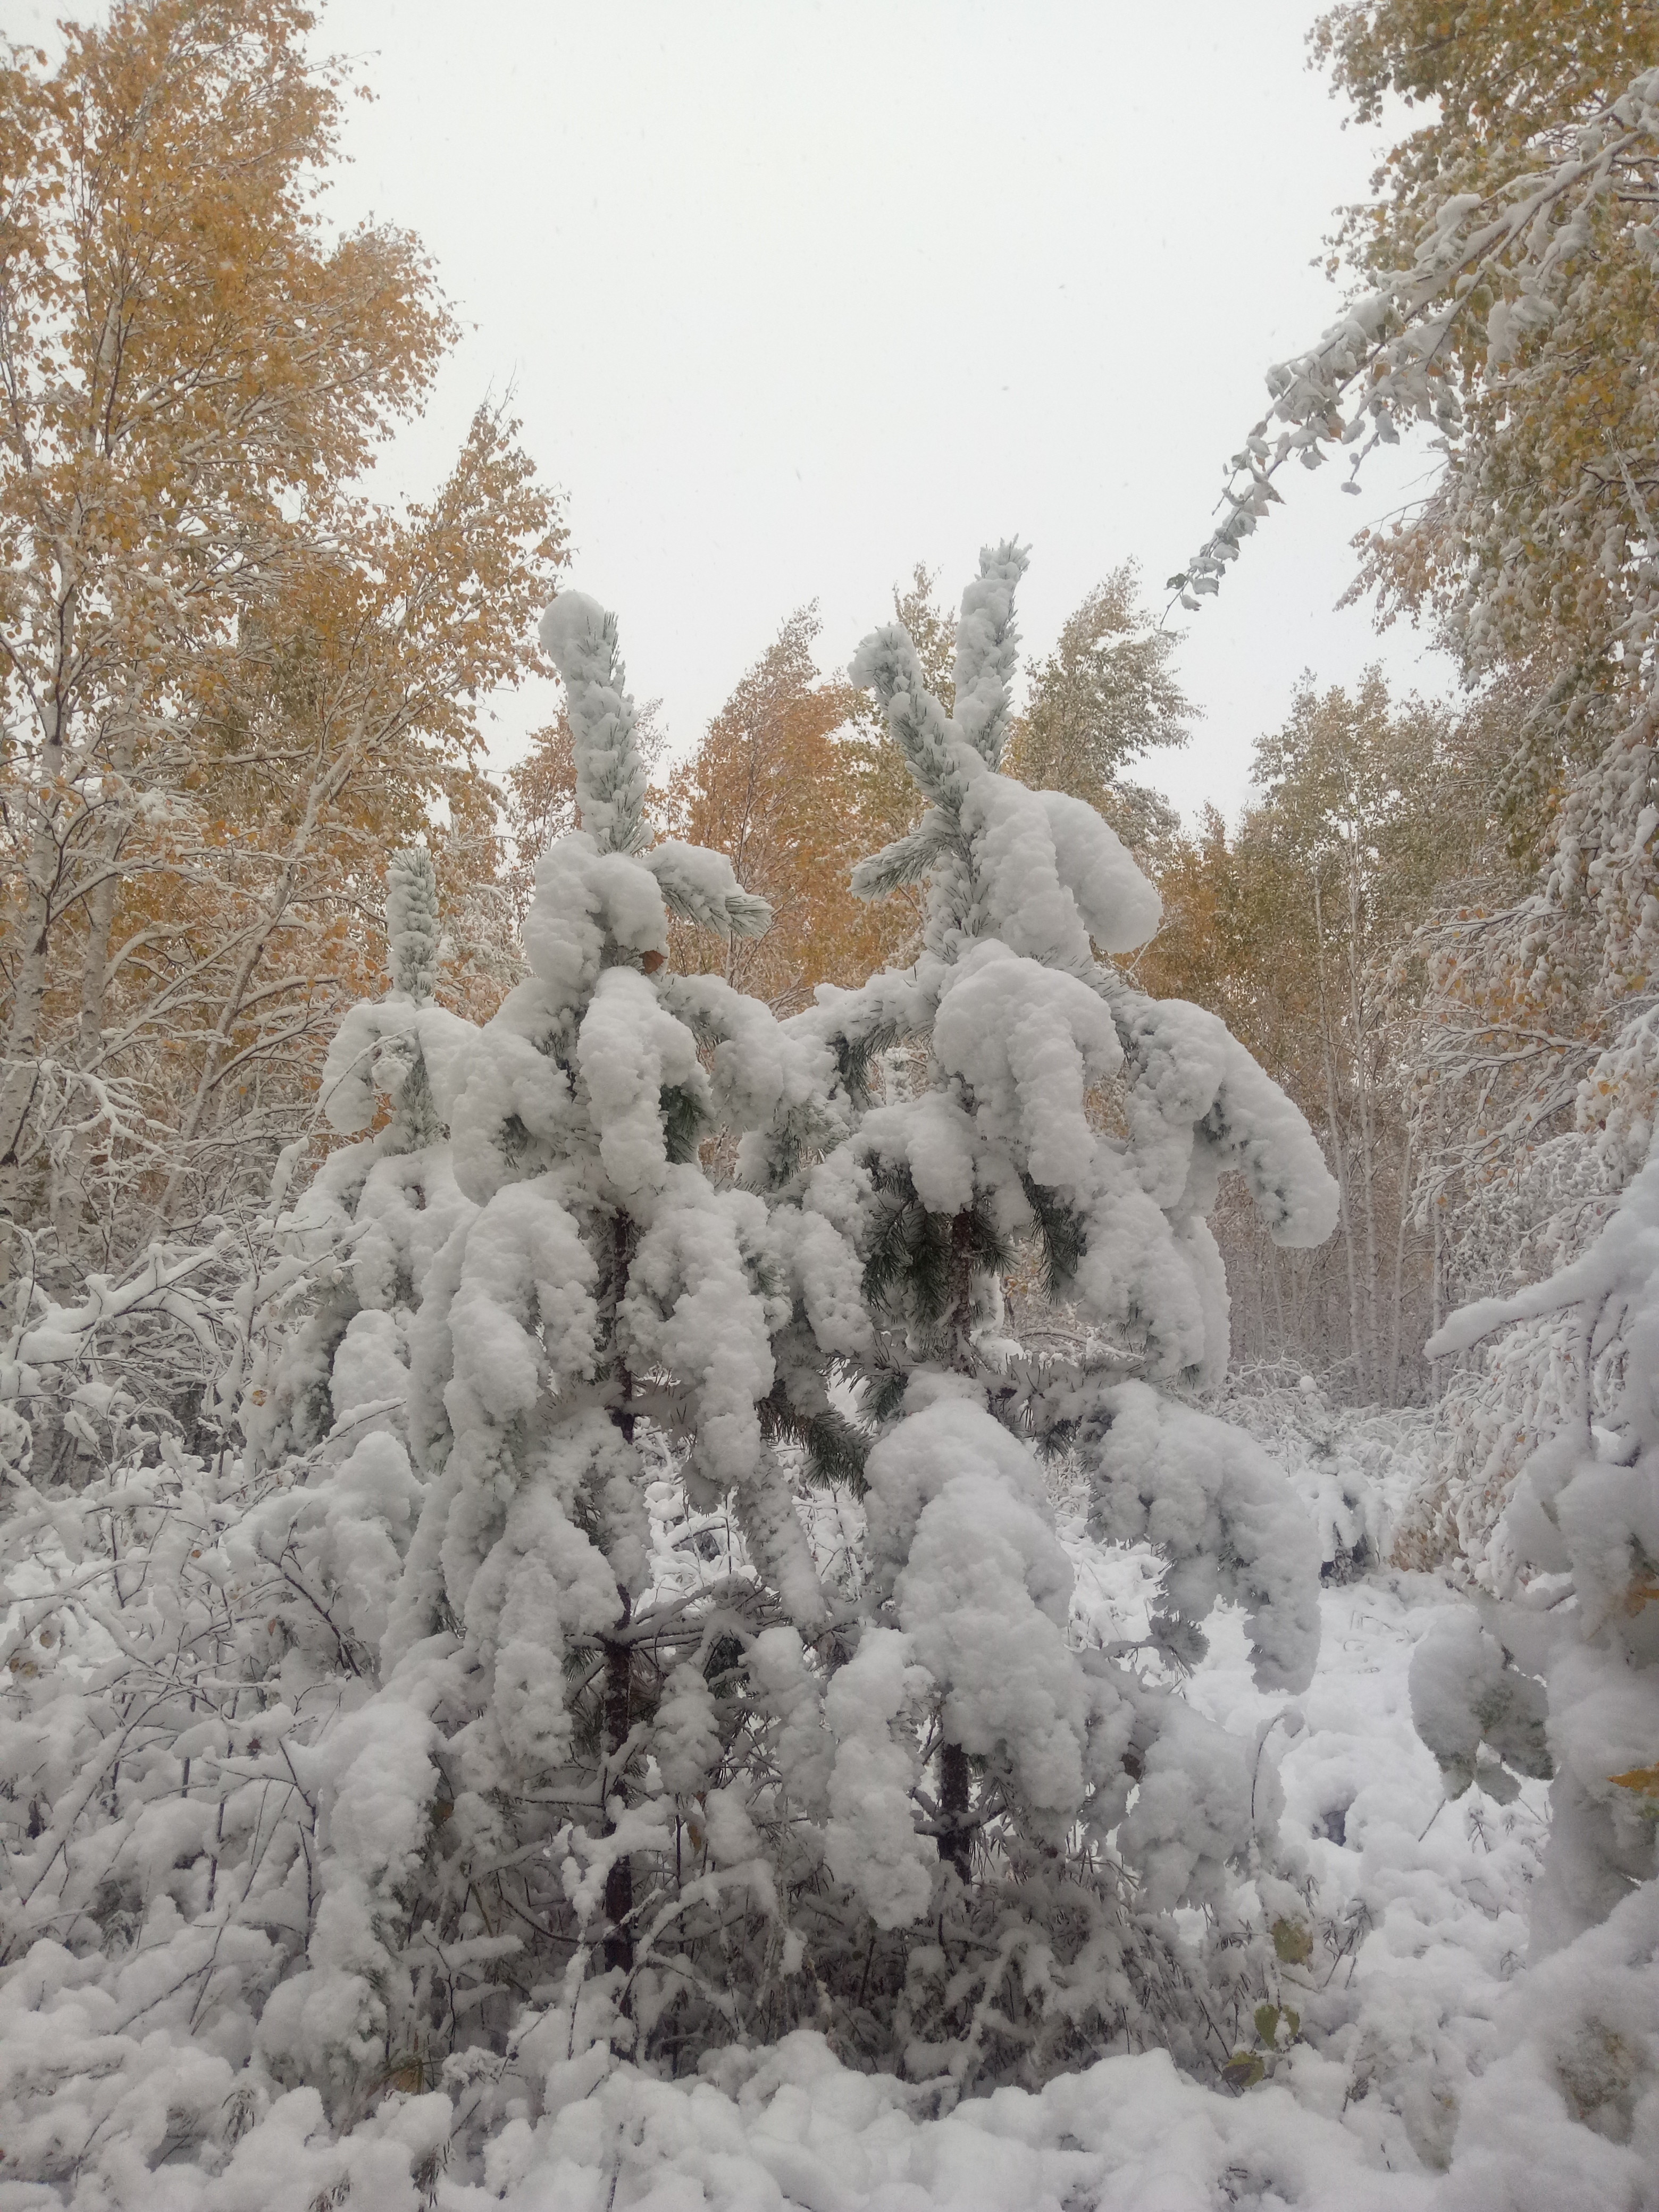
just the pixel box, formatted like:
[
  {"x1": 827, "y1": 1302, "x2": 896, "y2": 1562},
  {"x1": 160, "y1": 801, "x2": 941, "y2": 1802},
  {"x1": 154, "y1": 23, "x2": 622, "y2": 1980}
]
[
  {"x1": 0, "y1": 1, "x2": 565, "y2": 1256},
  {"x1": 663, "y1": 609, "x2": 911, "y2": 1012}
]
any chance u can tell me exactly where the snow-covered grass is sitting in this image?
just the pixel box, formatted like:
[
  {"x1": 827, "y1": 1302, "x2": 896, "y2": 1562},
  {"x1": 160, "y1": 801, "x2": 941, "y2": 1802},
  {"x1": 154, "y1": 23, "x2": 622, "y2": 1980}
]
[
  {"x1": 1, "y1": 1405, "x2": 1652, "y2": 2210},
  {"x1": 413, "y1": 1559, "x2": 1636, "y2": 2212},
  {"x1": 413, "y1": 1547, "x2": 1591, "y2": 2210}
]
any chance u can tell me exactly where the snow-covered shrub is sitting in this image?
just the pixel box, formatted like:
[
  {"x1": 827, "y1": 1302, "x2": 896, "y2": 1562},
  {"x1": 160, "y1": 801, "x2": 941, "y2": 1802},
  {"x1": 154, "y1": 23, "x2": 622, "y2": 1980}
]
[
  {"x1": 0, "y1": 845, "x2": 489, "y2": 2188},
  {"x1": 1410, "y1": 1115, "x2": 1659, "y2": 2144},
  {"x1": 1220, "y1": 1367, "x2": 1433, "y2": 1582}
]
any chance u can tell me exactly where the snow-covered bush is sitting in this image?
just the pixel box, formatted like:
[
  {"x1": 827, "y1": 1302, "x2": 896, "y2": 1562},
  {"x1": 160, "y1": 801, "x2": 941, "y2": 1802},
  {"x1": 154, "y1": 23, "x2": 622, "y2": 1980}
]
[
  {"x1": 0, "y1": 843, "x2": 489, "y2": 2191},
  {"x1": 1406, "y1": 1113, "x2": 1659, "y2": 2150},
  {"x1": 1220, "y1": 1367, "x2": 1432, "y2": 1583},
  {"x1": 1422, "y1": 1134, "x2": 1659, "y2": 1923}
]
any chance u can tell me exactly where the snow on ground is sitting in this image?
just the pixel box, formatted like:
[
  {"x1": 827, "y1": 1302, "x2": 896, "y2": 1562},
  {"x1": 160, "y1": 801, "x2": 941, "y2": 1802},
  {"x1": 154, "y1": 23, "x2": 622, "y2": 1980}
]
[
  {"x1": 2, "y1": 1405, "x2": 1630, "y2": 2211},
  {"x1": 1180, "y1": 1573, "x2": 1548, "y2": 2183},
  {"x1": 427, "y1": 1409, "x2": 1592, "y2": 2212},
  {"x1": 451, "y1": 2030, "x2": 1425, "y2": 2212},
  {"x1": 433, "y1": 1608, "x2": 1542, "y2": 2212}
]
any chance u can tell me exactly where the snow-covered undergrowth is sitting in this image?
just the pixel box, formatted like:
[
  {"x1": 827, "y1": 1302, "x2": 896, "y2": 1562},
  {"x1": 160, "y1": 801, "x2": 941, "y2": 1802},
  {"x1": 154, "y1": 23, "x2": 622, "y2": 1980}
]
[
  {"x1": 403, "y1": 1549, "x2": 1653, "y2": 2212},
  {"x1": 433, "y1": 1569, "x2": 1591, "y2": 2212},
  {"x1": 2, "y1": 1437, "x2": 1646, "y2": 2212},
  {"x1": 1214, "y1": 1370, "x2": 1437, "y2": 1585}
]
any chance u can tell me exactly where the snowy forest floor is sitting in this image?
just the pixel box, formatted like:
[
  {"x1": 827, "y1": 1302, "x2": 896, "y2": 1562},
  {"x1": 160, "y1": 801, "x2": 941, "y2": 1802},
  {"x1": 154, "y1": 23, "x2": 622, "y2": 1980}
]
[
  {"x1": 4, "y1": 1392, "x2": 1605, "y2": 2212},
  {"x1": 408, "y1": 1394, "x2": 1577, "y2": 2212}
]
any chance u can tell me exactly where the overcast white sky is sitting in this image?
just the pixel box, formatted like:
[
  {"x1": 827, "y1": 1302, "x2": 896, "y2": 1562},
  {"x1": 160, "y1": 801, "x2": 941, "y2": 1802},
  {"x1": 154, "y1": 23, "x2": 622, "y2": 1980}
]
[{"x1": 27, "y1": 0, "x2": 1460, "y2": 822}]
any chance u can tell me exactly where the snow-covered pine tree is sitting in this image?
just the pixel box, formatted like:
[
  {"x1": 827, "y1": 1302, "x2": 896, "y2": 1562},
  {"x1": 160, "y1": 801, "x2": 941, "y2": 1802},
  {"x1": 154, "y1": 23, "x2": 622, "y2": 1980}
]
[
  {"x1": 0, "y1": 563, "x2": 1344, "y2": 2171},
  {"x1": 250, "y1": 586, "x2": 884, "y2": 2104},
  {"x1": 786, "y1": 542, "x2": 1341, "y2": 2084},
  {"x1": 249, "y1": 843, "x2": 479, "y2": 1472}
]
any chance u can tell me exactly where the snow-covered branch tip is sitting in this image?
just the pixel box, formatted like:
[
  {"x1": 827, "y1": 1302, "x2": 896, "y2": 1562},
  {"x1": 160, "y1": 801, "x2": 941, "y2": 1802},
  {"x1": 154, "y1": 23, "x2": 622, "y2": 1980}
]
[
  {"x1": 1167, "y1": 67, "x2": 1659, "y2": 615},
  {"x1": 384, "y1": 844, "x2": 441, "y2": 1003},
  {"x1": 537, "y1": 588, "x2": 773, "y2": 940},
  {"x1": 953, "y1": 538, "x2": 1028, "y2": 768},
  {"x1": 539, "y1": 589, "x2": 655, "y2": 855}
]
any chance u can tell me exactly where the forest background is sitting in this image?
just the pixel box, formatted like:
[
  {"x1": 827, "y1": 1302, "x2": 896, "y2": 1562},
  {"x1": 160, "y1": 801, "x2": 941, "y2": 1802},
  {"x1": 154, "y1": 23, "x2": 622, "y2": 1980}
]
[{"x1": 5, "y1": 0, "x2": 1658, "y2": 1553}]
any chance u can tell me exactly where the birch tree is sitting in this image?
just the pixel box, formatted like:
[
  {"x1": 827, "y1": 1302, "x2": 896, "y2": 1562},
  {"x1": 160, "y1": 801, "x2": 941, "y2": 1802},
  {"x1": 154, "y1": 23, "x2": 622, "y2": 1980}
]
[{"x1": 0, "y1": 0, "x2": 563, "y2": 1279}]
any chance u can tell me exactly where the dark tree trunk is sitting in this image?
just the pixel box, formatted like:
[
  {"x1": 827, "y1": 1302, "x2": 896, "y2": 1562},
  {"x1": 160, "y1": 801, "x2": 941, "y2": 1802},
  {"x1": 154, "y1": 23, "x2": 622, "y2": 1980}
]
[
  {"x1": 935, "y1": 1213, "x2": 979, "y2": 1882},
  {"x1": 939, "y1": 1740, "x2": 973, "y2": 1883},
  {"x1": 602, "y1": 1596, "x2": 634, "y2": 1976},
  {"x1": 604, "y1": 1208, "x2": 638, "y2": 1976}
]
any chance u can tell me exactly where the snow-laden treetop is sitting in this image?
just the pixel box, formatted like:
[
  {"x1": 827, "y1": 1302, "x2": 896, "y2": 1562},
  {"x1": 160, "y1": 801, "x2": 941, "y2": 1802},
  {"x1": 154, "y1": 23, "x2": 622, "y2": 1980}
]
[
  {"x1": 849, "y1": 541, "x2": 1163, "y2": 970},
  {"x1": 539, "y1": 587, "x2": 772, "y2": 941}
]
